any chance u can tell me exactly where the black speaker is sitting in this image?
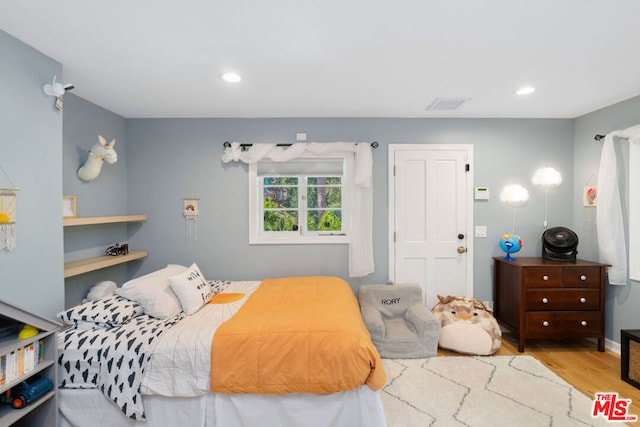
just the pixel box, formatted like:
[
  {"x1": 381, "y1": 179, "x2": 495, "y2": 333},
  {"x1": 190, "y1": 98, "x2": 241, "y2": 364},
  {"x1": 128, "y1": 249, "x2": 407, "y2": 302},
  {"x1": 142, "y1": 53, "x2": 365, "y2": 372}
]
[{"x1": 541, "y1": 227, "x2": 578, "y2": 262}]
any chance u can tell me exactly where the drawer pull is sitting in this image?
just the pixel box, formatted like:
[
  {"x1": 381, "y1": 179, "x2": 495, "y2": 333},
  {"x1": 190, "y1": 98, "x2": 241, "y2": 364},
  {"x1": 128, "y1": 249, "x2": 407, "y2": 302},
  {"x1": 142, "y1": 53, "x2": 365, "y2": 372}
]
[
  {"x1": 579, "y1": 297, "x2": 587, "y2": 303},
  {"x1": 542, "y1": 320, "x2": 550, "y2": 327},
  {"x1": 542, "y1": 297, "x2": 549, "y2": 304},
  {"x1": 580, "y1": 275, "x2": 587, "y2": 281},
  {"x1": 581, "y1": 320, "x2": 588, "y2": 327},
  {"x1": 542, "y1": 275, "x2": 549, "y2": 281}
]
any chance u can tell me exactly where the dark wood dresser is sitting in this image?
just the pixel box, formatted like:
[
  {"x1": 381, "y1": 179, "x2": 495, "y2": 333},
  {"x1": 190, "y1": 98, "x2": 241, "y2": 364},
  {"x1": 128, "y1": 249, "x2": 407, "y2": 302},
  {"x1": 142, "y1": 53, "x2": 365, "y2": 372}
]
[{"x1": 493, "y1": 257, "x2": 607, "y2": 352}]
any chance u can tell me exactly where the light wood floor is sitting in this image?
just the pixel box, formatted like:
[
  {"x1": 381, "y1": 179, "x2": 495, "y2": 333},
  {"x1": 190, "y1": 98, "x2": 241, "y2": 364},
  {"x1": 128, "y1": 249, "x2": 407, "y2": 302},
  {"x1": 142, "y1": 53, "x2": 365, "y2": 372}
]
[{"x1": 438, "y1": 333, "x2": 640, "y2": 419}]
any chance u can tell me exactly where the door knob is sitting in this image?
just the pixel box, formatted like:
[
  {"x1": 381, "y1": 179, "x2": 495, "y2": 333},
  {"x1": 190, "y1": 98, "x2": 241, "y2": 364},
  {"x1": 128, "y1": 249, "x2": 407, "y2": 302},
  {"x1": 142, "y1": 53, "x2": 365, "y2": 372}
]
[{"x1": 457, "y1": 246, "x2": 467, "y2": 254}]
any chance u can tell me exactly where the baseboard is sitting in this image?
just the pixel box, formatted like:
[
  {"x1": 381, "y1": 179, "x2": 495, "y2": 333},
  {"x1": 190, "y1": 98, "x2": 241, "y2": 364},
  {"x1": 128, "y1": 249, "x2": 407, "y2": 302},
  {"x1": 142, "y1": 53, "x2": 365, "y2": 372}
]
[
  {"x1": 606, "y1": 337, "x2": 621, "y2": 354},
  {"x1": 588, "y1": 337, "x2": 621, "y2": 354},
  {"x1": 500, "y1": 333, "x2": 621, "y2": 354}
]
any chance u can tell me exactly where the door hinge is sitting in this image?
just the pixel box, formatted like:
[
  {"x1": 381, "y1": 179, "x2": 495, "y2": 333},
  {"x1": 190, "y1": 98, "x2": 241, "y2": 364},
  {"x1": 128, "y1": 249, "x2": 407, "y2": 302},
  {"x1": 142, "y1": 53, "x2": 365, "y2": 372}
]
[
  {"x1": 393, "y1": 165, "x2": 396, "y2": 176},
  {"x1": 394, "y1": 231, "x2": 396, "y2": 242},
  {"x1": 465, "y1": 163, "x2": 470, "y2": 172}
]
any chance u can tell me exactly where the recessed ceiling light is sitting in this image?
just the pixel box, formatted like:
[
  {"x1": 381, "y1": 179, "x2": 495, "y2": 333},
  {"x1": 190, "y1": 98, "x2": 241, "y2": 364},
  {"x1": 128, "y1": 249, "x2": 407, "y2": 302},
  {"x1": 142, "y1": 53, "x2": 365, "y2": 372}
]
[
  {"x1": 515, "y1": 86, "x2": 536, "y2": 95},
  {"x1": 221, "y1": 72, "x2": 242, "y2": 83}
]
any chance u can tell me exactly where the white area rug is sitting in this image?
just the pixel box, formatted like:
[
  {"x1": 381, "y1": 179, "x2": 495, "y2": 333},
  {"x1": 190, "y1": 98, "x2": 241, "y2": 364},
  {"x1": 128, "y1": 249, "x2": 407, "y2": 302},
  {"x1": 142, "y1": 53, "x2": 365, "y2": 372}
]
[{"x1": 382, "y1": 355, "x2": 624, "y2": 427}]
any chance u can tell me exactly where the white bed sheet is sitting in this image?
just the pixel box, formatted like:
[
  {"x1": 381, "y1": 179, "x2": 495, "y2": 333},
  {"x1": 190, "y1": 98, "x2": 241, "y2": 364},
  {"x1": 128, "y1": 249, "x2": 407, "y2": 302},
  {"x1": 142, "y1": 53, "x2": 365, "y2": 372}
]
[
  {"x1": 141, "y1": 280, "x2": 261, "y2": 397},
  {"x1": 59, "y1": 383, "x2": 387, "y2": 427}
]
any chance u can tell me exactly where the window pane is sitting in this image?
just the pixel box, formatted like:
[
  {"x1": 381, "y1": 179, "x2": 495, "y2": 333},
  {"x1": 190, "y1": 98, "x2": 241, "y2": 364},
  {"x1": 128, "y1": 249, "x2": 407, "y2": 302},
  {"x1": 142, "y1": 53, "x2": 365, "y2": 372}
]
[
  {"x1": 307, "y1": 210, "x2": 342, "y2": 231},
  {"x1": 307, "y1": 186, "x2": 341, "y2": 209},
  {"x1": 308, "y1": 176, "x2": 341, "y2": 185},
  {"x1": 264, "y1": 210, "x2": 299, "y2": 231},
  {"x1": 264, "y1": 187, "x2": 298, "y2": 208},
  {"x1": 264, "y1": 177, "x2": 297, "y2": 186}
]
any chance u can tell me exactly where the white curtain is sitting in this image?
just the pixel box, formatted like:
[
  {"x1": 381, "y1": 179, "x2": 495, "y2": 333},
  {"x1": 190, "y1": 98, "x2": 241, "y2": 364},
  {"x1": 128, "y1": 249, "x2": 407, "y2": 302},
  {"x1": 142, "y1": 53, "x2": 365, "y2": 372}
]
[
  {"x1": 222, "y1": 142, "x2": 374, "y2": 277},
  {"x1": 596, "y1": 124, "x2": 640, "y2": 285}
]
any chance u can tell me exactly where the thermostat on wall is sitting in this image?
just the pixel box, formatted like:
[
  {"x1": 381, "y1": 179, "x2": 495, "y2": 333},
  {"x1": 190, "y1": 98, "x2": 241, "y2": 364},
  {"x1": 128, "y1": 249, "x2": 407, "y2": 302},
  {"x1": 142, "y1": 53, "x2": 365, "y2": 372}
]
[{"x1": 475, "y1": 187, "x2": 490, "y2": 200}]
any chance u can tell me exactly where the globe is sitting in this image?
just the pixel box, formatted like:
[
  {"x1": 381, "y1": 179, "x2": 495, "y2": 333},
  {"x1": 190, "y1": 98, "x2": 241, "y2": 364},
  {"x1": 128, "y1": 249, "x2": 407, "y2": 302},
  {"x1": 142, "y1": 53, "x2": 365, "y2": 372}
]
[{"x1": 499, "y1": 234, "x2": 522, "y2": 261}]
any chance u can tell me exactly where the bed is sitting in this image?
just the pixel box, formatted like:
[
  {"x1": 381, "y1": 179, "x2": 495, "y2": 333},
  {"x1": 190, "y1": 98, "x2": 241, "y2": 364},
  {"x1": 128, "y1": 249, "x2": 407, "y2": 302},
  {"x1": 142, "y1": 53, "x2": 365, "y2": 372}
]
[{"x1": 56, "y1": 266, "x2": 387, "y2": 427}]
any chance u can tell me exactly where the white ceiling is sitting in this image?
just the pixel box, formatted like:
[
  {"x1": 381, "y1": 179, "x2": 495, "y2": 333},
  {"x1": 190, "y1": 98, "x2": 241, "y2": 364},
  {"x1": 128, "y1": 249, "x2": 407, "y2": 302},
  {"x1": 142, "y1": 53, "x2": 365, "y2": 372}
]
[{"x1": 2, "y1": 1, "x2": 640, "y2": 119}]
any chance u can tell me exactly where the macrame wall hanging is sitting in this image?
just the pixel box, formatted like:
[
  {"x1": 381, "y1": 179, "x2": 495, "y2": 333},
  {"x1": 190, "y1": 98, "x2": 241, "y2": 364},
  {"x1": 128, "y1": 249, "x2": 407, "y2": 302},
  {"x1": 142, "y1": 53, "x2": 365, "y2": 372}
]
[
  {"x1": 183, "y1": 197, "x2": 199, "y2": 240},
  {"x1": 0, "y1": 165, "x2": 20, "y2": 252}
]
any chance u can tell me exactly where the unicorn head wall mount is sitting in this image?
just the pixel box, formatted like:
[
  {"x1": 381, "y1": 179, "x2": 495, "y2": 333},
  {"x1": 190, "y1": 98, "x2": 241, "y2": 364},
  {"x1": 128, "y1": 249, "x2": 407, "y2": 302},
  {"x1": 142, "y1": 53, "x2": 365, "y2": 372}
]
[{"x1": 77, "y1": 135, "x2": 118, "y2": 182}]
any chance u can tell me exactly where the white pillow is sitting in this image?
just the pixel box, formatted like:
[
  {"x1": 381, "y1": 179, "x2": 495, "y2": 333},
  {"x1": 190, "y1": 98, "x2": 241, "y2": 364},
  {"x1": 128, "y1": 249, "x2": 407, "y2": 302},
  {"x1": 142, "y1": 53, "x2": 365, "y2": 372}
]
[
  {"x1": 118, "y1": 264, "x2": 187, "y2": 318},
  {"x1": 168, "y1": 263, "x2": 214, "y2": 315}
]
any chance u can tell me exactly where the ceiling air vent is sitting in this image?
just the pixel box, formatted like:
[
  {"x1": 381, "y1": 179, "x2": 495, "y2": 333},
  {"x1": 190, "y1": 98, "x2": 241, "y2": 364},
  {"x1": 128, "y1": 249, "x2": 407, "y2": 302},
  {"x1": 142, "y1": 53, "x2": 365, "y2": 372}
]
[{"x1": 427, "y1": 98, "x2": 471, "y2": 111}]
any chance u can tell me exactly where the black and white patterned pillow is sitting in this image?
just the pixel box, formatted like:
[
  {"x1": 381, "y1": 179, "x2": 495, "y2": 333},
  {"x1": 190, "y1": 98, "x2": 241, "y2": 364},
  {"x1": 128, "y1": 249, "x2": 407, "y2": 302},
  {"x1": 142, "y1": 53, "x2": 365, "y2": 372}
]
[
  {"x1": 57, "y1": 294, "x2": 143, "y2": 328},
  {"x1": 208, "y1": 280, "x2": 231, "y2": 294}
]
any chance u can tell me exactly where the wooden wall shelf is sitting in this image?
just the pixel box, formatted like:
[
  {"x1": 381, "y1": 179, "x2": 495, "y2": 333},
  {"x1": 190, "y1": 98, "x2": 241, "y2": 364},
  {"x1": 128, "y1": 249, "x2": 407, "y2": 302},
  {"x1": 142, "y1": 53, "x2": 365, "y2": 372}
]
[
  {"x1": 64, "y1": 251, "x2": 148, "y2": 278},
  {"x1": 63, "y1": 214, "x2": 147, "y2": 227},
  {"x1": 63, "y1": 214, "x2": 148, "y2": 278}
]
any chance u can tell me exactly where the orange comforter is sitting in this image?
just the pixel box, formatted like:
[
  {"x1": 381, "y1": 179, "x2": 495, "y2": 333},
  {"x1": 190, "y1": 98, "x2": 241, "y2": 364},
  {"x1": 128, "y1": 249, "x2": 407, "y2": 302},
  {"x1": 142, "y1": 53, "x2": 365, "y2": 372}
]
[{"x1": 210, "y1": 276, "x2": 385, "y2": 394}]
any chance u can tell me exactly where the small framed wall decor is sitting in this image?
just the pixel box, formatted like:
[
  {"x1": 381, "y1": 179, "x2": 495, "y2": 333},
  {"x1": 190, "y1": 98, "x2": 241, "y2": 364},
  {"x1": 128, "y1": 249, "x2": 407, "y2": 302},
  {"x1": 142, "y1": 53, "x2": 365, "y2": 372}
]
[
  {"x1": 63, "y1": 195, "x2": 77, "y2": 218},
  {"x1": 583, "y1": 186, "x2": 597, "y2": 207}
]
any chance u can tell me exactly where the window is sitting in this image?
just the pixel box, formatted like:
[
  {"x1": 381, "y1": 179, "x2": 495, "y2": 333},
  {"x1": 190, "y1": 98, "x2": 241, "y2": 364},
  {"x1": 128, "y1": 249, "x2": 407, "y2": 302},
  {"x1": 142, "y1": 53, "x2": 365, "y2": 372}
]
[{"x1": 249, "y1": 156, "x2": 352, "y2": 244}]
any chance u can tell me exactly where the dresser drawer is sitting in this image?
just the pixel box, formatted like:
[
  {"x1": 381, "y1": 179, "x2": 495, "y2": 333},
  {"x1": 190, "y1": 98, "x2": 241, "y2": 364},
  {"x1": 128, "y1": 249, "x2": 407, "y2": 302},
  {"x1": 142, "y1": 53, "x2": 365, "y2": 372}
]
[
  {"x1": 523, "y1": 267, "x2": 563, "y2": 288},
  {"x1": 562, "y1": 267, "x2": 602, "y2": 288},
  {"x1": 525, "y1": 311, "x2": 600, "y2": 336},
  {"x1": 526, "y1": 289, "x2": 600, "y2": 310}
]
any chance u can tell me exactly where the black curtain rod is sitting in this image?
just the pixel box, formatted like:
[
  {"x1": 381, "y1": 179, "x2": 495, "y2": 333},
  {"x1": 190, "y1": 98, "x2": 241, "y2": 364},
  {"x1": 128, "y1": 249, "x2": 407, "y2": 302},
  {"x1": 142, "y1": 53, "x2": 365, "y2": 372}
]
[
  {"x1": 594, "y1": 134, "x2": 606, "y2": 141},
  {"x1": 223, "y1": 141, "x2": 379, "y2": 149}
]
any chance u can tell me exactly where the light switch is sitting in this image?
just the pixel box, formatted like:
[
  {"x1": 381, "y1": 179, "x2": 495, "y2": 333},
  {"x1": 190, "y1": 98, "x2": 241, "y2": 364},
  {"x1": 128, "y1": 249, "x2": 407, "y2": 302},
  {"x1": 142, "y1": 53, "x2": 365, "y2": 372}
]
[
  {"x1": 296, "y1": 132, "x2": 307, "y2": 142},
  {"x1": 475, "y1": 225, "x2": 487, "y2": 238}
]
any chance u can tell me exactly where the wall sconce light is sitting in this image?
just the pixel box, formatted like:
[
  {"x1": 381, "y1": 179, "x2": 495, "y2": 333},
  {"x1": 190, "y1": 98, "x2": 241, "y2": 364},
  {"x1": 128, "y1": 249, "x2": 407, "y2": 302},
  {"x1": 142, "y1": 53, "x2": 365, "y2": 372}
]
[
  {"x1": 499, "y1": 184, "x2": 529, "y2": 261},
  {"x1": 532, "y1": 167, "x2": 562, "y2": 229},
  {"x1": 500, "y1": 184, "x2": 529, "y2": 233}
]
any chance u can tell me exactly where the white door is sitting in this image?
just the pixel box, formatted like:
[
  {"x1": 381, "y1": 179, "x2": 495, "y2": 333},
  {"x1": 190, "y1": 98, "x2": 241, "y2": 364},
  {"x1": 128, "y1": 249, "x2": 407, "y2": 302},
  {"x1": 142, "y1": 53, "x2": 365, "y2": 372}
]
[{"x1": 388, "y1": 144, "x2": 473, "y2": 309}]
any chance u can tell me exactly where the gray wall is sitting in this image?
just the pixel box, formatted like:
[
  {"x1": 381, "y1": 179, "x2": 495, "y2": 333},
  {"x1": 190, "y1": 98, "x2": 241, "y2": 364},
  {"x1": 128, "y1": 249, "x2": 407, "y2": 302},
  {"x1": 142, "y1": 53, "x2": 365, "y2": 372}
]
[
  {"x1": 573, "y1": 95, "x2": 640, "y2": 343},
  {"x1": 126, "y1": 118, "x2": 574, "y2": 305},
  {"x1": 0, "y1": 30, "x2": 64, "y2": 319},
  {"x1": 62, "y1": 94, "x2": 130, "y2": 307}
]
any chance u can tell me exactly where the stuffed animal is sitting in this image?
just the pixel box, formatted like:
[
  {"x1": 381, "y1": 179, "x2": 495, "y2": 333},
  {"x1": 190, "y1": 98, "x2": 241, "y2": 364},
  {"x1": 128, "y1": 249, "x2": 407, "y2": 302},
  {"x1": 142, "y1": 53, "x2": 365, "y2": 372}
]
[
  {"x1": 431, "y1": 295, "x2": 502, "y2": 355},
  {"x1": 77, "y1": 135, "x2": 118, "y2": 182},
  {"x1": 82, "y1": 280, "x2": 117, "y2": 303}
]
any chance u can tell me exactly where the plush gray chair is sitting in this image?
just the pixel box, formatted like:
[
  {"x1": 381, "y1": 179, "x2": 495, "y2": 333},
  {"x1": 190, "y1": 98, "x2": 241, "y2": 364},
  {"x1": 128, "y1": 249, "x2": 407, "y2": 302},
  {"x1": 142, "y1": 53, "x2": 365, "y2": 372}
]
[{"x1": 358, "y1": 284, "x2": 440, "y2": 358}]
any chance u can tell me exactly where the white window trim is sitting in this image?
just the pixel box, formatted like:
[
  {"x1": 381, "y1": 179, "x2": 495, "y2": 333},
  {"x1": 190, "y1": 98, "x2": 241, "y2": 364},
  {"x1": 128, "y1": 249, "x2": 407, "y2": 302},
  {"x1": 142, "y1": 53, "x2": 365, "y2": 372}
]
[
  {"x1": 249, "y1": 154, "x2": 353, "y2": 245},
  {"x1": 630, "y1": 139, "x2": 639, "y2": 281}
]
